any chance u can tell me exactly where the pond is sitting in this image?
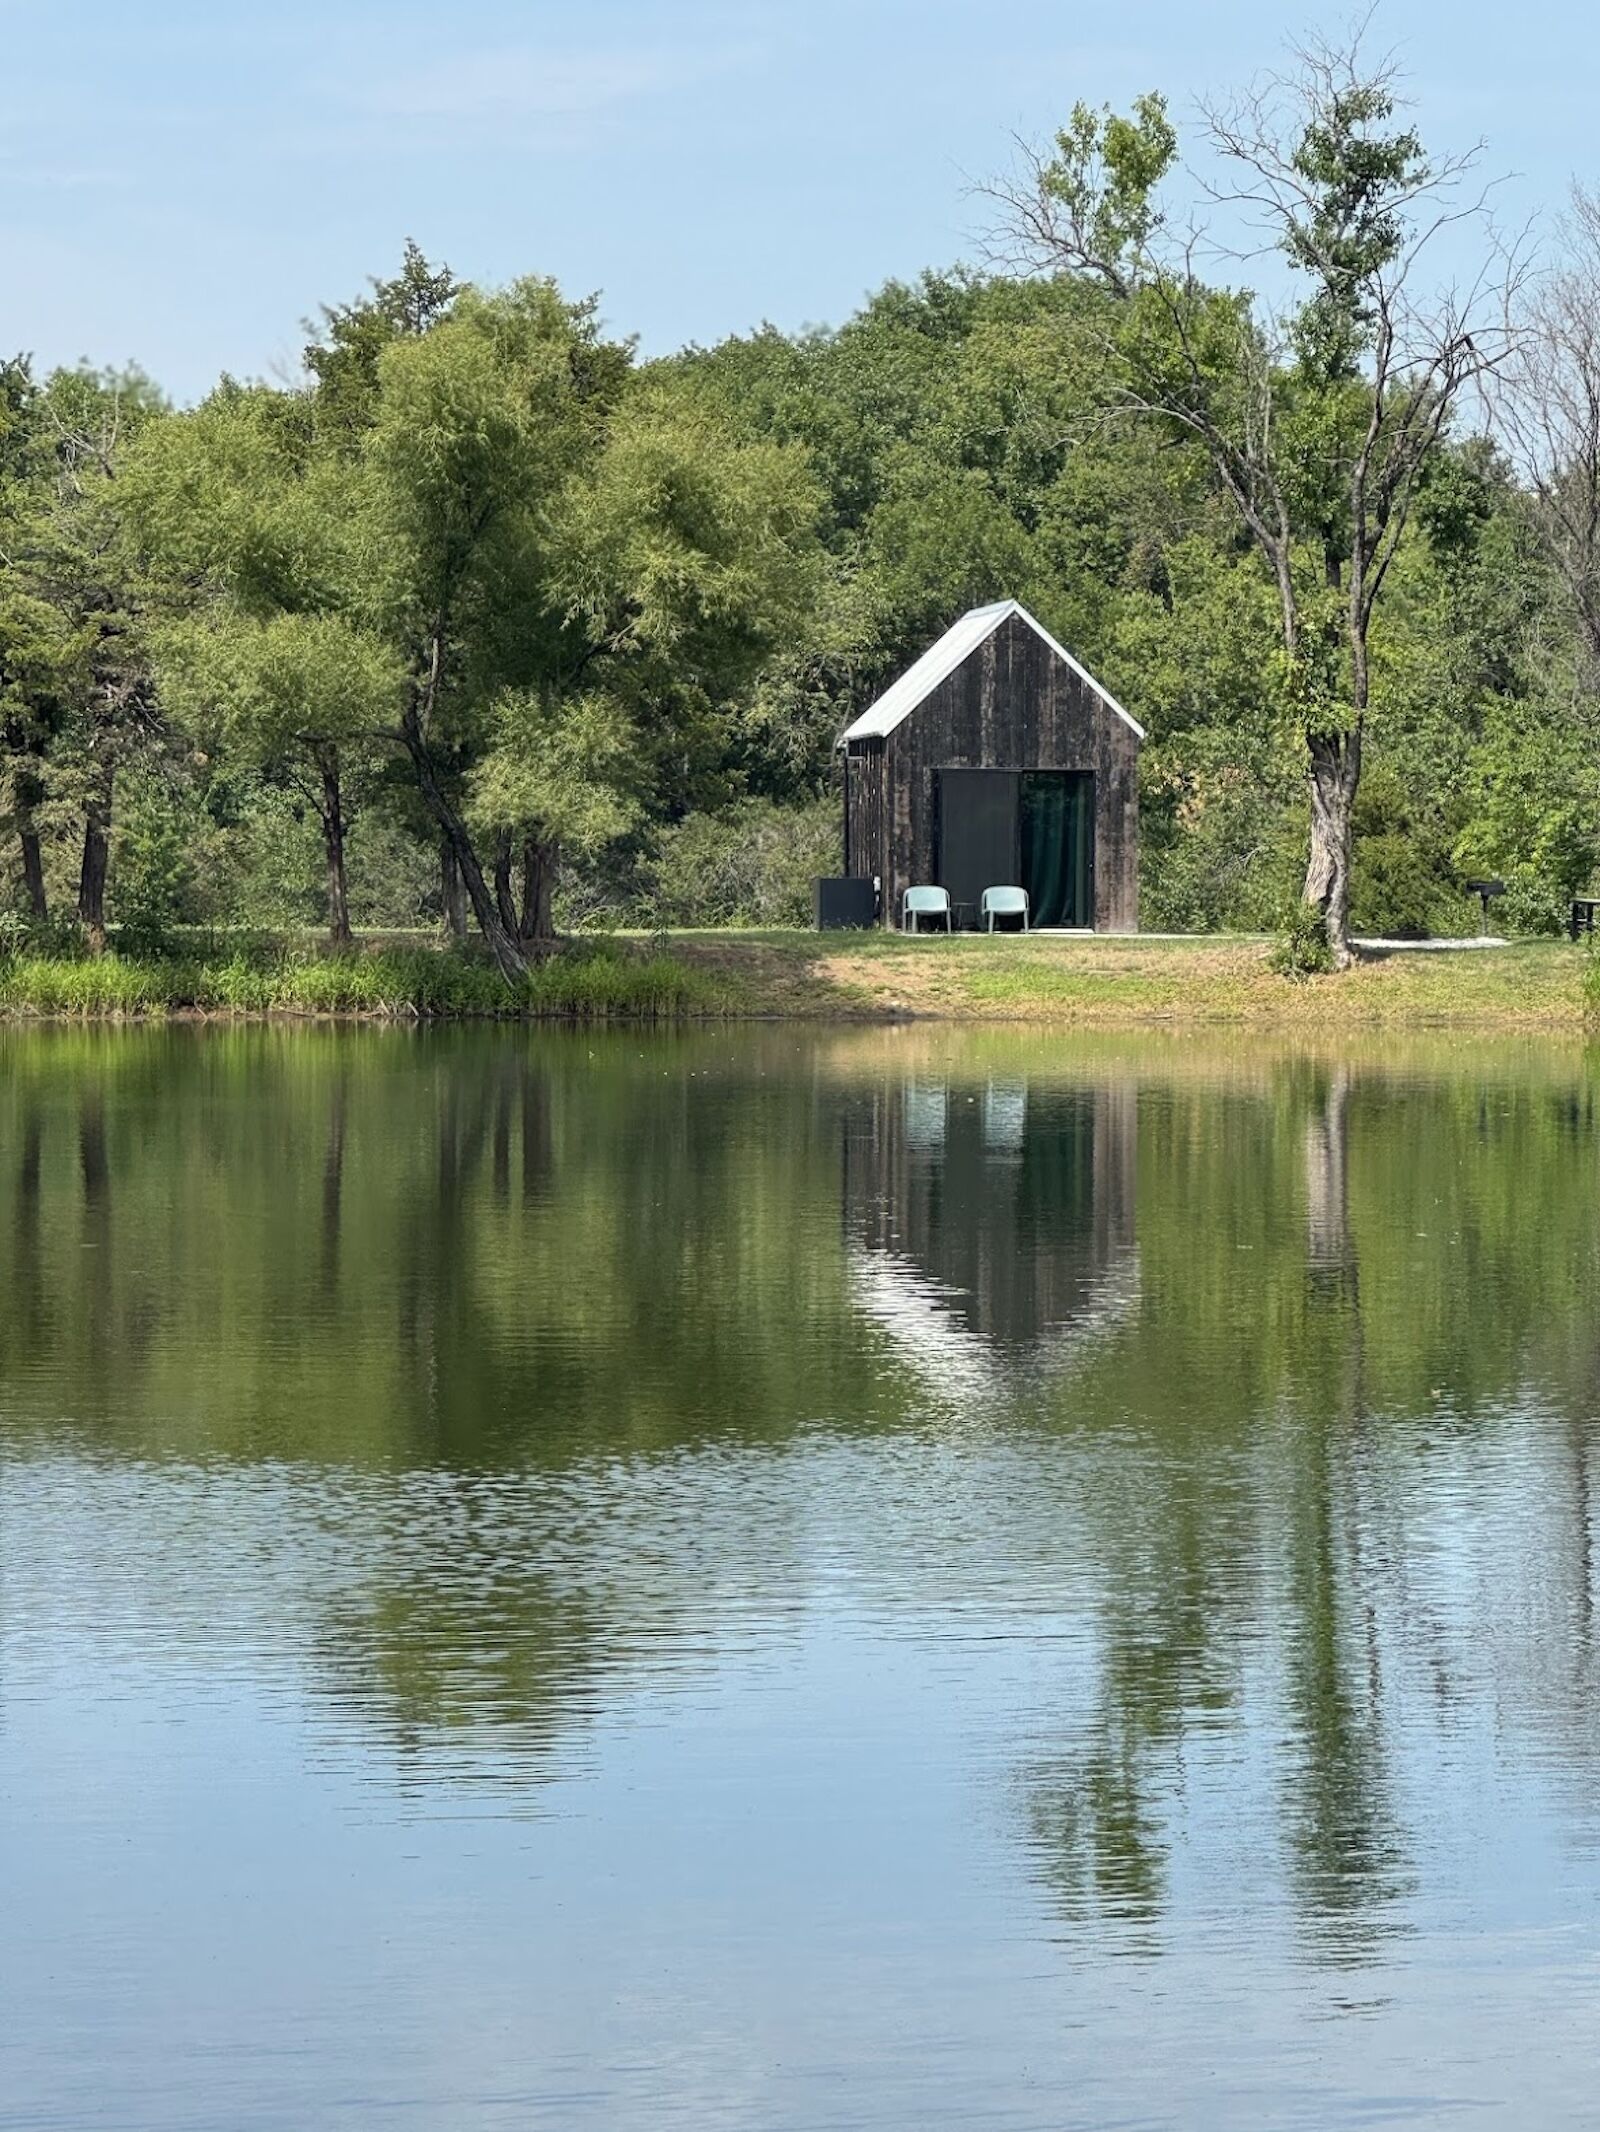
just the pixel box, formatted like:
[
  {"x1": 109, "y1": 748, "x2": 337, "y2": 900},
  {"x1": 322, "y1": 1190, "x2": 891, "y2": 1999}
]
[{"x1": 2, "y1": 1024, "x2": 1599, "y2": 2130}]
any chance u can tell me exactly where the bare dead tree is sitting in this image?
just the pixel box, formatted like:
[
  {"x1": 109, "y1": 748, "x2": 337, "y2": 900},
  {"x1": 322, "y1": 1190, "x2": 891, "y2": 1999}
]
[{"x1": 1494, "y1": 186, "x2": 1600, "y2": 673}]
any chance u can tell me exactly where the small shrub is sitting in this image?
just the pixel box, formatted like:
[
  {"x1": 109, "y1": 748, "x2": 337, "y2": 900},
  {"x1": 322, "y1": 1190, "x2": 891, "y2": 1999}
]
[
  {"x1": 1348, "y1": 769, "x2": 1468, "y2": 940},
  {"x1": 646, "y1": 798, "x2": 840, "y2": 928},
  {"x1": 1271, "y1": 901, "x2": 1335, "y2": 978},
  {"x1": 1473, "y1": 865, "x2": 1592, "y2": 940},
  {"x1": 1139, "y1": 765, "x2": 1304, "y2": 934},
  {"x1": 0, "y1": 911, "x2": 90, "y2": 963},
  {"x1": 1350, "y1": 833, "x2": 1471, "y2": 940},
  {"x1": 113, "y1": 773, "x2": 204, "y2": 950},
  {"x1": 1584, "y1": 941, "x2": 1600, "y2": 1018}
]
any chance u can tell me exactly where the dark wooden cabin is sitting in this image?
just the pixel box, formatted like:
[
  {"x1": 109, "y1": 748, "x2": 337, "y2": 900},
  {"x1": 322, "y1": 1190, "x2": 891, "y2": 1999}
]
[{"x1": 839, "y1": 601, "x2": 1142, "y2": 930}]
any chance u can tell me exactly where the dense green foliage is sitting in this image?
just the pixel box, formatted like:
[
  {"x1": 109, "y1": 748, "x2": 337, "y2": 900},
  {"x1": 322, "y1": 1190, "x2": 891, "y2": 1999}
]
[{"x1": 4, "y1": 61, "x2": 1600, "y2": 969}]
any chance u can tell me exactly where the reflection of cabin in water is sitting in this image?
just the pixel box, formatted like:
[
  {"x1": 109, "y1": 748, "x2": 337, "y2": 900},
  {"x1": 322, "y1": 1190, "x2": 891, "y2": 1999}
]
[
  {"x1": 842, "y1": 1073, "x2": 1139, "y2": 1393},
  {"x1": 839, "y1": 601, "x2": 1144, "y2": 931}
]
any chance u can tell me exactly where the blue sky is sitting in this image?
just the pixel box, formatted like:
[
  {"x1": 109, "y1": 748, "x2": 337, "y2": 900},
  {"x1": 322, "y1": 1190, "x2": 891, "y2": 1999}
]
[{"x1": 1, "y1": 0, "x2": 1593, "y2": 402}]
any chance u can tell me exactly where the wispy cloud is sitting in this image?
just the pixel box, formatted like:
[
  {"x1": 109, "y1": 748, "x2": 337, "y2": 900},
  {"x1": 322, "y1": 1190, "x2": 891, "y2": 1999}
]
[
  {"x1": 0, "y1": 150, "x2": 125, "y2": 191},
  {"x1": 349, "y1": 40, "x2": 759, "y2": 122}
]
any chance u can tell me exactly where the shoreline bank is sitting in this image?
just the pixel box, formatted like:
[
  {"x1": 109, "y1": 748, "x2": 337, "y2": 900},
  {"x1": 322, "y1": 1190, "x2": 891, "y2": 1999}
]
[{"x1": 0, "y1": 930, "x2": 1593, "y2": 1030}]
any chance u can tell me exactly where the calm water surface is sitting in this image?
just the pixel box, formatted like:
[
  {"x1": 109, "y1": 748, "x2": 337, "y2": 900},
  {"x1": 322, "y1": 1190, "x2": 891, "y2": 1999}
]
[{"x1": 3, "y1": 1024, "x2": 1600, "y2": 2129}]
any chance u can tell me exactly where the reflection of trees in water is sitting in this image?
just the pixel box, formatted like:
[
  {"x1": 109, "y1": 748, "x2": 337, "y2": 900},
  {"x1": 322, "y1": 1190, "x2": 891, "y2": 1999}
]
[
  {"x1": 6, "y1": 1033, "x2": 1600, "y2": 1920},
  {"x1": 11, "y1": 1097, "x2": 44, "y2": 1357},
  {"x1": 1025, "y1": 1492, "x2": 1246, "y2": 1945},
  {"x1": 1284, "y1": 1067, "x2": 1407, "y2": 1958},
  {"x1": 309, "y1": 1540, "x2": 603, "y2": 1781},
  {"x1": 0, "y1": 1030, "x2": 882, "y2": 1780},
  {"x1": 1276, "y1": 1423, "x2": 1410, "y2": 1960},
  {"x1": 318, "y1": 1067, "x2": 347, "y2": 1299},
  {"x1": 0, "y1": 1028, "x2": 885, "y2": 1466},
  {"x1": 1023, "y1": 1423, "x2": 1412, "y2": 1966},
  {"x1": 1016, "y1": 1056, "x2": 1600, "y2": 1965},
  {"x1": 1303, "y1": 1065, "x2": 1357, "y2": 1304}
]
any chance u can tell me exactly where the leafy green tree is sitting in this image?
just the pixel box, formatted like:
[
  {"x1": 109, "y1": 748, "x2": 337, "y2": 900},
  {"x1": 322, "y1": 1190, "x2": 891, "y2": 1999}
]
[
  {"x1": 991, "y1": 37, "x2": 1512, "y2": 962},
  {"x1": 0, "y1": 363, "x2": 166, "y2": 947},
  {"x1": 165, "y1": 611, "x2": 400, "y2": 946},
  {"x1": 345, "y1": 277, "x2": 821, "y2": 973},
  {"x1": 303, "y1": 238, "x2": 462, "y2": 442},
  {"x1": 356, "y1": 278, "x2": 642, "y2": 973},
  {"x1": 127, "y1": 383, "x2": 406, "y2": 946},
  {"x1": 665, "y1": 271, "x2": 1199, "y2": 808},
  {"x1": 0, "y1": 355, "x2": 74, "y2": 918}
]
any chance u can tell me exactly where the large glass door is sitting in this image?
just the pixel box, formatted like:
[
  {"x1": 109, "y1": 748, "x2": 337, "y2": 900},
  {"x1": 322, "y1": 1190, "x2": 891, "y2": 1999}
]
[{"x1": 1020, "y1": 773, "x2": 1093, "y2": 928}]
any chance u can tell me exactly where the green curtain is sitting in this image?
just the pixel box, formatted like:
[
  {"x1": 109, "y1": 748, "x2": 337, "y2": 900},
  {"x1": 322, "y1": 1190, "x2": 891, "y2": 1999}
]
[{"x1": 1021, "y1": 775, "x2": 1092, "y2": 927}]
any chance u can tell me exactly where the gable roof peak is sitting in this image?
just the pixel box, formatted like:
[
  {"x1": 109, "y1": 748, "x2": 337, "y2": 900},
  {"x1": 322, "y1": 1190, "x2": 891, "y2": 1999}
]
[{"x1": 838, "y1": 599, "x2": 1144, "y2": 746}]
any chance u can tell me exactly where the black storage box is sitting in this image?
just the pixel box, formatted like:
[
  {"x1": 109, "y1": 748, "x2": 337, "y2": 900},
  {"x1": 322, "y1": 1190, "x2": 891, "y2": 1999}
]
[{"x1": 814, "y1": 876, "x2": 878, "y2": 930}]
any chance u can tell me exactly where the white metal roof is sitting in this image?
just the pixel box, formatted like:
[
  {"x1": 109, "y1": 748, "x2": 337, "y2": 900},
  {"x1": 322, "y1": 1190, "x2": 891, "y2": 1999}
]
[{"x1": 837, "y1": 598, "x2": 1145, "y2": 746}]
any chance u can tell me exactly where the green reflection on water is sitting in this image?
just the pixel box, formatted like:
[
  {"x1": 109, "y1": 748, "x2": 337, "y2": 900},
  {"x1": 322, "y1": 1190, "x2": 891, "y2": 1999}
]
[{"x1": 3, "y1": 1022, "x2": 1600, "y2": 1980}]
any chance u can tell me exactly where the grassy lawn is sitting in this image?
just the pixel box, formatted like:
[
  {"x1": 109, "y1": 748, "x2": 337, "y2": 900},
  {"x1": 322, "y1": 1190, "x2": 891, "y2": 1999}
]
[
  {"x1": 0, "y1": 926, "x2": 1590, "y2": 1027},
  {"x1": 661, "y1": 928, "x2": 1597, "y2": 1029}
]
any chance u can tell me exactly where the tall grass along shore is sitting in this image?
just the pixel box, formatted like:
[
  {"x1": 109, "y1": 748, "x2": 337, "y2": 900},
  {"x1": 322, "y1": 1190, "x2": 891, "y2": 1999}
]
[{"x1": 0, "y1": 935, "x2": 728, "y2": 1022}]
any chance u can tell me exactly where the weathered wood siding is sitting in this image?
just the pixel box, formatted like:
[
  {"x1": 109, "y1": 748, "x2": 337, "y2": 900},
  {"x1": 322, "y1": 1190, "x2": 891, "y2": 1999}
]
[
  {"x1": 842, "y1": 612, "x2": 1139, "y2": 930},
  {"x1": 843, "y1": 740, "x2": 887, "y2": 887}
]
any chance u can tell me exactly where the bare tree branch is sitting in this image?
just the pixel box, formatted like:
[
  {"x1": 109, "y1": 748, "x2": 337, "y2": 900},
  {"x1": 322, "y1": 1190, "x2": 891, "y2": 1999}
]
[{"x1": 1493, "y1": 184, "x2": 1600, "y2": 666}]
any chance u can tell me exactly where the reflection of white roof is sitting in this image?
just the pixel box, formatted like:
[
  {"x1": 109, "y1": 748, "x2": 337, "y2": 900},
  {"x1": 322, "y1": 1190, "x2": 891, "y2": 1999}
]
[
  {"x1": 838, "y1": 599, "x2": 1145, "y2": 746},
  {"x1": 849, "y1": 1241, "x2": 1141, "y2": 1411}
]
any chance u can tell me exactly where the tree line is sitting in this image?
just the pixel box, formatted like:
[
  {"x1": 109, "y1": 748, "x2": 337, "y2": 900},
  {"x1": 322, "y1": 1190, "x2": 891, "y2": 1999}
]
[{"x1": 4, "y1": 32, "x2": 1600, "y2": 966}]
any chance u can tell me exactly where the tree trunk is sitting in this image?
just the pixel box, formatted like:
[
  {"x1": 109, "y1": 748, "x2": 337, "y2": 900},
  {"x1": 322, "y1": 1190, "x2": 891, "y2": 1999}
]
[
  {"x1": 315, "y1": 746, "x2": 353, "y2": 949},
  {"x1": 18, "y1": 824, "x2": 46, "y2": 923},
  {"x1": 1304, "y1": 1067, "x2": 1358, "y2": 1303},
  {"x1": 320, "y1": 1074, "x2": 347, "y2": 1295},
  {"x1": 16, "y1": 766, "x2": 47, "y2": 921},
  {"x1": 519, "y1": 834, "x2": 558, "y2": 943},
  {"x1": 493, "y1": 834, "x2": 520, "y2": 939},
  {"x1": 78, "y1": 771, "x2": 113, "y2": 956},
  {"x1": 398, "y1": 705, "x2": 528, "y2": 981},
  {"x1": 440, "y1": 839, "x2": 468, "y2": 940},
  {"x1": 1303, "y1": 731, "x2": 1360, "y2": 970}
]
